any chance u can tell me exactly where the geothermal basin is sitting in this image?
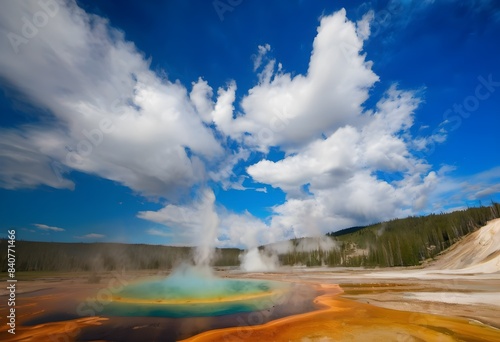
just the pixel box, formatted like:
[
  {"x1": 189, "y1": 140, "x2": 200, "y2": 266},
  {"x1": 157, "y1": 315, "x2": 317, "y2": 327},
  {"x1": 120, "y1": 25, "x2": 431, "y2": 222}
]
[
  {"x1": 2, "y1": 220, "x2": 500, "y2": 342},
  {"x1": 0, "y1": 267, "x2": 499, "y2": 342},
  {"x1": 104, "y1": 265, "x2": 294, "y2": 318}
]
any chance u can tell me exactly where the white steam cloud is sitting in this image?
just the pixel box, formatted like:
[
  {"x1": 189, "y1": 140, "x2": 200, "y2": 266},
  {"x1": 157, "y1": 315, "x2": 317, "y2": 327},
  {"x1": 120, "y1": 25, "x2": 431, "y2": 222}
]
[
  {"x1": 194, "y1": 189, "x2": 219, "y2": 267},
  {"x1": 240, "y1": 248, "x2": 279, "y2": 272}
]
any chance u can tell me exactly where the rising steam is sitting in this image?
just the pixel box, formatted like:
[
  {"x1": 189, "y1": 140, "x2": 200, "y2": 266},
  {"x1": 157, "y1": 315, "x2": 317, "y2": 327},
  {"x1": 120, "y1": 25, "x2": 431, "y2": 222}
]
[
  {"x1": 194, "y1": 189, "x2": 219, "y2": 267},
  {"x1": 239, "y1": 236, "x2": 339, "y2": 271},
  {"x1": 240, "y1": 248, "x2": 279, "y2": 272}
]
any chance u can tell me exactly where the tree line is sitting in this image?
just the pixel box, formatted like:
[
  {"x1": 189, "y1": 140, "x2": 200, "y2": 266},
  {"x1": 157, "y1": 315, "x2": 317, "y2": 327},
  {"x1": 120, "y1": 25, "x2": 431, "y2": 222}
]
[
  {"x1": 1, "y1": 203, "x2": 498, "y2": 271},
  {"x1": 278, "y1": 202, "x2": 500, "y2": 267},
  {"x1": 0, "y1": 241, "x2": 241, "y2": 272}
]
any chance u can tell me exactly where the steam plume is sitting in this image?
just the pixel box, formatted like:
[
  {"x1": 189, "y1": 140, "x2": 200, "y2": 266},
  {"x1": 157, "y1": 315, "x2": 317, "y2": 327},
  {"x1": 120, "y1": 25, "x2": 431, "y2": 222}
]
[{"x1": 194, "y1": 189, "x2": 219, "y2": 267}]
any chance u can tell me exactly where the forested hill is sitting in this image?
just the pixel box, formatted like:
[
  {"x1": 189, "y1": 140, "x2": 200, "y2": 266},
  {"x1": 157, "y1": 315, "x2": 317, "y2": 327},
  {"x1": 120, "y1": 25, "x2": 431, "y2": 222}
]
[
  {"x1": 1, "y1": 203, "x2": 499, "y2": 271},
  {"x1": 0, "y1": 241, "x2": 241, "y2": 272},
  {"x1": 276, "y1": 203, "x2": 500, "y2": 267}
]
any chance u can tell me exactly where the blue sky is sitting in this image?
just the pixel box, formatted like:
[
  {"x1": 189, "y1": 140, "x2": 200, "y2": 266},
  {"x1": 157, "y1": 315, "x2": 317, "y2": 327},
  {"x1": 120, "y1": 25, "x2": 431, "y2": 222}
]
[{"x1": 0, "y1": 0, "x2": 499, "y2": 247}]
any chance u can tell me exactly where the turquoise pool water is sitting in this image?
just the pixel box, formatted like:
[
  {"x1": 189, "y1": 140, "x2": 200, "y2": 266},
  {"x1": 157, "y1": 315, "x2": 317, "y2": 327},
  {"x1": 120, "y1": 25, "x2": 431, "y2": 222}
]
[{"x1": 104, "y1": 265, "x2": 290, "y2": 318}]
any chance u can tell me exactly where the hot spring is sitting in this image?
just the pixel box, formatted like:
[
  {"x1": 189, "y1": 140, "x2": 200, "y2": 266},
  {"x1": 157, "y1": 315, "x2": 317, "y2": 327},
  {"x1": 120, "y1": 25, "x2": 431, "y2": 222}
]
[
  {"x1": 104, "y1": 265, "x2": 293, "y2": 318},
  {"x1": 93, "y1": 190, "x2": 318, "y2": 341}
]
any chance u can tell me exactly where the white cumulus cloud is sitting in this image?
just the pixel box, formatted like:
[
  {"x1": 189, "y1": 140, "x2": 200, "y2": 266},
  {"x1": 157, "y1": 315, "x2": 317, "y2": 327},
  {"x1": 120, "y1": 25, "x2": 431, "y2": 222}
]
[
  {"x1": 76, "y1": 233, "x2": 105, "y2": 239},
  {"x1": 34, "y1": 223, "x2": 65, "y2": 232},
  {"x1": 0, "y1": 2, "x2": 474, "y2": 247},
  {"x1": 0, "y1": 0, "x2": 224, "y2": 200}
]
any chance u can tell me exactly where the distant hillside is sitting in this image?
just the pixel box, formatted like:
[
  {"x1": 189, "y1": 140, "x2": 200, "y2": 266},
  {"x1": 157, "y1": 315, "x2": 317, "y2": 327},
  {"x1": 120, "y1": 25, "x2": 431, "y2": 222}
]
[
  {"x1": 274, "y1": 203, "x2": 500, "y2": 267},
  {"x1": 0, "y1": 241, "x2": 241, "y2": 272},
  {"x1": 427, "y1": 218, "x2": 500, "y2": 273},
  {"x1": 1, "y1": 203, "x2": 499, "y2": 272},
  {"x1": 328, "y1": 225, "x2": 368, "y2": 237}
]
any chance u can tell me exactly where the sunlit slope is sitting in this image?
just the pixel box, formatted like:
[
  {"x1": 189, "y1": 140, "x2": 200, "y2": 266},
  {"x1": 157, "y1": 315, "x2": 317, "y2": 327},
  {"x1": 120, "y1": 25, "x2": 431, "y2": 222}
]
[
  {"x1": 273, "y1": 203, "x2": 500, "y2": 267},
  {"x1": 429, "y1": 218, "x2": 500, "y2": 273}
]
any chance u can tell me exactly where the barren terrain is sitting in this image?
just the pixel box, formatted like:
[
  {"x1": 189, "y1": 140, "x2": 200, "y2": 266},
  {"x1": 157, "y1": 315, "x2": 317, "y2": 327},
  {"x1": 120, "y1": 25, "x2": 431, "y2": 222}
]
[{"x1": 1, "y1": 220, "x2": 499, "y2": 341}]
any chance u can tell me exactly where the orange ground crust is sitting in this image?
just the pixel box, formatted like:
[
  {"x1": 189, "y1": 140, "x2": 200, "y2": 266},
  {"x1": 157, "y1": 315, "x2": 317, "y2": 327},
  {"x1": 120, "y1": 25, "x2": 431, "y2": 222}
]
[
  {"x1": 181, "y1": 284, "x2": 500, "y2": 342},
  {"x1": 3, "y1": 283, "x2": 499, "y2": 341}
]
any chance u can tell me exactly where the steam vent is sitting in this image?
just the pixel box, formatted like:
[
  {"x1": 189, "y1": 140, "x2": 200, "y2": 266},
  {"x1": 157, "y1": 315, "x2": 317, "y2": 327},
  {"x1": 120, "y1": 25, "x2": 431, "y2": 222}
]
[{"x1": 105, "y1": 265, "x2": 290, "y2": 318}]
